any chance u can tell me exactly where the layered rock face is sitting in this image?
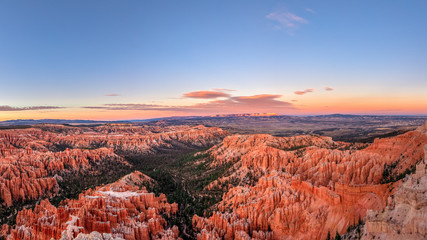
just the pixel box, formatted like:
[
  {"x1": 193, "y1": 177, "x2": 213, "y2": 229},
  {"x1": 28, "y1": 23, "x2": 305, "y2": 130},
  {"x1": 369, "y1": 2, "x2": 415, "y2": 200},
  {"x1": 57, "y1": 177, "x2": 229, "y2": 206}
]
[
  {"x1": 6, "y1": 171, "x2": 180, "y2": 240},
  {"x1": 0, "y1": 146, "x2": 124, "y2": 207},
  {"x1": 193, "y1": 128, "x2": 427, "y2": 239},
  {"x1": 45, "y1": 124, "x2": 229, "y2": 155},
  {"x1": 0, "y1": 124, "x2": 227, "y2": 207},
  {"x1": 365, "y1": 145, "x2": 427, "y2": 240},
  {"x1": 3, "y1": 121, "x2": 426, "y2": 239},
  {"x1": 0, "y1": 128, "x2": 125, "y2": 206}
]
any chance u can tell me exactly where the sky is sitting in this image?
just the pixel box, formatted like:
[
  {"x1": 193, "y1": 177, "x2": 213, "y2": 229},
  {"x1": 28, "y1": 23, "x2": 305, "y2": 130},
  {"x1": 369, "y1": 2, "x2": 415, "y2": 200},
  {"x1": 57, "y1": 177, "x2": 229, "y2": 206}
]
[{"x1": 0, "y1": 0, "x2": 426, "y2": 121}]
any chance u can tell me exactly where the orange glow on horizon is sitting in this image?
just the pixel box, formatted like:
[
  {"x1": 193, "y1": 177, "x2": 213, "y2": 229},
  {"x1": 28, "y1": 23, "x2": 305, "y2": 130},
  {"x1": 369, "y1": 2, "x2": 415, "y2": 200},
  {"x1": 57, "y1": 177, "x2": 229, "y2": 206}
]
[
  {"x1": 1, "y1": 105, "x2": 426, "y2": 122},
  {"x1": 1, "y1": 92, "x2": 427, "y2": 121}
]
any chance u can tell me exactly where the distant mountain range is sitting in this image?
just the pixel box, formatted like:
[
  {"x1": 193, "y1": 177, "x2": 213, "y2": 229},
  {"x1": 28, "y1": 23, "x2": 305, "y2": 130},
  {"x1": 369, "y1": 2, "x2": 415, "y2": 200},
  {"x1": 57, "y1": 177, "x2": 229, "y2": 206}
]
[
  {"x1": 0, "y1": 113, "x2": 278, "y2": 126},
  {"x1": 0, "y1": 117, "x2": 195, "y2": 126},
  {"x1": 1, "y1": 113, "x2": 426, "y2": 127},
  {"x1": 0, "y1": 119, "x2": 114, "y2": 126}
]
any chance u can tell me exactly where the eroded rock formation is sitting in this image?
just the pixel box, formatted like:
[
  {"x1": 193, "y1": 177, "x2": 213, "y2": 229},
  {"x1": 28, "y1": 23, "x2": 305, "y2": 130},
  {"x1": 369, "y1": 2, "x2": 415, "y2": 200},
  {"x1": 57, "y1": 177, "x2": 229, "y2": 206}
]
[
  {"x1": 0, "y1": 147, "x2": 124, "y2": 206},
  {"x1": 193, "y1": 127, "x2": 427, "y2": 239},
  {"x1": 45, "y1": 124, "x2": 229, "y2": 155},
  {"x1": 365, "y1": 145, "x2": 427, "y2": 240},
  {"x1": 3, "y1": 121, "x2": 426, "y2": 239},
  {"x1": 0, "y1": 124, "x2": 228, "y2": 206},
  {"x1": 5, "y1": 171, "x2": 180, "y2": 240}
]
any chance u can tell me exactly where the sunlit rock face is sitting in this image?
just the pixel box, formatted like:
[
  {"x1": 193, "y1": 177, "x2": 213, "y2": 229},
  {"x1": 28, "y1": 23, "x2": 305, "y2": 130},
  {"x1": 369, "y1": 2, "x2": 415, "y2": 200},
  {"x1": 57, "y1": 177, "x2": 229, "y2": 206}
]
[
  {"x1": 0, "y1": 146, "x2": 124, "y2": 207},
  {"x1": 5, "y1": 171, "x2": 180, "y2": 240},
  {"x1": 0, "y1": 124, "x2": 228, "y2": 206},
  {"x1": 193, "y1": 126, "x2": 427, "y2": 240},
  {"x1": 365, "y1": 143, "x2": 427, "y2": 240},
  {"x1": 2, "y1": 121, "x2": 426, "y2": 239},
  {"x1": 43, "y1": 124, "x2": 230, "y2": 155}
]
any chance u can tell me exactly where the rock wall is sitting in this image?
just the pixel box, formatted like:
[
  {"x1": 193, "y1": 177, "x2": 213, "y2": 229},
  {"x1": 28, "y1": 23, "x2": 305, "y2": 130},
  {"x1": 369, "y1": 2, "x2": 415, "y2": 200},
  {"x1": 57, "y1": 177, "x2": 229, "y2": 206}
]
[
  {"x1": 48, "y1": 125, "x2": 229, "y2": 155},
  {"x1": 0, "y1": 147, "x2": 123, "y2": 206},
  {"x1": 193, "y1": 127, "x2": 427, "y2": 240},
  {"x1": 0, "y1": 124, "x2": 228, "y2": 207},
  {"x1": 365, "y1": 144, "x2": 427, "y2": 240},
  {"x1": 5, "y1": 171, "x2": 180, "y2": 240}
]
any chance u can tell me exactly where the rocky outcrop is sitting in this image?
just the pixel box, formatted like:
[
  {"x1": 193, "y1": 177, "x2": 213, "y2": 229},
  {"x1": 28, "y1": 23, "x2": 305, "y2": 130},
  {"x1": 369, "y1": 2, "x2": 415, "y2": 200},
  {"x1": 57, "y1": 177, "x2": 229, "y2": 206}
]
[
  {"x1": 365, "y1": 145, "x2": 427, "y2": 240},
  {"x1": 0, "y1": 124, "x2": 227, "y2": 207},
  {"x1": 48, "y1": 125, "x2": 229, "y2": 155},
  {"x1": 1, "y1": 124, "x2": 228, "y2": 156},
  {"x1": 4, "y1": 121, "x2": 426, "y2": 239},
  {"x1": 193, "y1": 126, "x2": 427, "y2": 239},
  {"x1": 0, "y1": 147, "x2": 124, "y2": 206},
  {"x1": 6, "y1": 171, "x2": 180, "y2": 240},
  {"x1": 0, "y1": 124, "x2": 228, "y2": 239}
]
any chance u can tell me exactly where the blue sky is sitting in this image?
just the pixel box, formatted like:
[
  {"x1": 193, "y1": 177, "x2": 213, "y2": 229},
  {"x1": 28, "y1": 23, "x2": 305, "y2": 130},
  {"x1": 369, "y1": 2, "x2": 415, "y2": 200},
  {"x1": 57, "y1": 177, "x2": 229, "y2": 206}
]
[{"x1": 0, "y1": 1, "x2": 426, "y2": 120}]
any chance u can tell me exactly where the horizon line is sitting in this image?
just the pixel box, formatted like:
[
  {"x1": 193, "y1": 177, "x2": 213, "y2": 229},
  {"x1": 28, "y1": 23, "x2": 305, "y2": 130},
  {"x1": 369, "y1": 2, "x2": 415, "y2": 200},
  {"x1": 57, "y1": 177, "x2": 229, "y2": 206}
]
[{"x1": 1, "y1": 113, "x2": 427, "y2": 124}]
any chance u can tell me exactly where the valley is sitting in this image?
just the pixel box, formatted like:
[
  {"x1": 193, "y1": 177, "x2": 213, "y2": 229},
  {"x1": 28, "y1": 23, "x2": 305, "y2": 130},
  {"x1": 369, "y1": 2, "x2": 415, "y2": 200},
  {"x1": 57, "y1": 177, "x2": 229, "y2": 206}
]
[
  {"x1": 0, "y1": 120, "x2": 426, "y2": 239},
  {"x1": 2, "y1": 1, "x2": 425, "y2": 239}
]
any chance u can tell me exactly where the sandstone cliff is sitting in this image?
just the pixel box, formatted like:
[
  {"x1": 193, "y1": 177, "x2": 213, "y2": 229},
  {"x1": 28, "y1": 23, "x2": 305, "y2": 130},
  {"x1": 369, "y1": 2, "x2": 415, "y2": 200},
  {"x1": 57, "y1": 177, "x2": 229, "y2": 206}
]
[
  {"x1": 0, "y1": 125, "x2": 227, "y2": 207},
  {"x1": 193, "y1": 126, "x2": 427, "y2": 239},
  {"x1": 5, "y1": 171, "x2": 180, "y2": 240},
  {"x1": 364, "y1": 145, "x2": 427, "y2": 240},
  {"x1": 3, "y1": 122, "x2": 426, "y2": 239},
  {"x1": 0, "y1": 147, "x2": 124, "y2": 207},
  {"x1": 46, "y1": 125, "x2": 229, "y2": 155}
]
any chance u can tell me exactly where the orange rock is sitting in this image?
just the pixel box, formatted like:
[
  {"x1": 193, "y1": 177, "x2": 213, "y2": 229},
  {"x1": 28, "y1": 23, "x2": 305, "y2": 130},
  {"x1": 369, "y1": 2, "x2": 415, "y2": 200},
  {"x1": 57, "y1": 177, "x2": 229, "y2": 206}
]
[
  {"x1": 6, "y1": 171, "x2": 181, "y2": 240},
  {"x1": 49, "y1": 125, "x2": 228, "y2": 155},
  {"x1": 365, "y1": 144, "x2": 427, "y2": 240},
  {"x1": 0, "y1": 125, "x2": 227, "y2": 207},
  {"x1": 0, "y1": 147, "x2": 124, "y2": 206},
  {"x1": 193, "y1": 127, "x2": 427, "y2": 240}
]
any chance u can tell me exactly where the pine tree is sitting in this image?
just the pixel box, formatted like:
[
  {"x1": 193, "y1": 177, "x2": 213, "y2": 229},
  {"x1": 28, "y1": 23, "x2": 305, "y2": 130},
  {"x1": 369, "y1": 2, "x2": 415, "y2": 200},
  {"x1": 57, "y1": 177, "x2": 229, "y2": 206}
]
[
  {"x1": 326, "y1": 231, "x2": 331, "y2": 240},
  {"x1": 335, "y1": 231, "x2": 341, "y2": 240}
]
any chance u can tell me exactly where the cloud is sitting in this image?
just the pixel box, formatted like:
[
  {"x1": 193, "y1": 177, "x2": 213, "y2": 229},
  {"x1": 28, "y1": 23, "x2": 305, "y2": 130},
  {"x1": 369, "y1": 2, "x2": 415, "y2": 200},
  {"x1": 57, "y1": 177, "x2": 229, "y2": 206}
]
[
  {"x1": 183, "y1": 90, "x2": 231, "y2": 99},
  {"x1": 193, "y1": 94, "x2": 295, "y2": 112},
  {"x1": 84, "y1": 104, "x2": 187, "y2": 112},
  {"x1": 266, "y1": 11, "x2": 308, "y2": 32},
  {"x1": 84, "y1": 94, "x2": 295, "y2": 114},
  {"x1": 305, "y1": 8, "x2": 316, "y2": 14},
  {"x1": 105, "y1": 94, "x2": 120, "y2": 97},
  {"x1": 324, "y1": 87, "x2": 334, "y2": 91},
  {"x1": 0, "y1": 105, "x2": 63, "y2": 111},
  {"x1": 212, "y1": 88, "x2": 236, "y2": 92},
  {"x1": 294, "y1": 89, "x2": 315, "y2": 95},
  {"x1": 196, "y1": 94, "x2": 292, "y2": 110}
]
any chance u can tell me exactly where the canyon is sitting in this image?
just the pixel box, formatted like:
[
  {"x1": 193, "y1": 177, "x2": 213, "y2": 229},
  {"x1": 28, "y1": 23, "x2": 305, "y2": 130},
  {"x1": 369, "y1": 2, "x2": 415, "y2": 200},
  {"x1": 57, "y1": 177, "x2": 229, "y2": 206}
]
[
  {"x1": 7, "y1": 171, "x2": 180, "y2": 240},
  {"x1": 0, "y1": 124, "x2": 227, "y2": 207},
  {"x1": 1, "y1": 121, "x2": 426, "y2": 239},
  {"x1": 192, "y1": 121, "x2": 427, "y2": 239}
]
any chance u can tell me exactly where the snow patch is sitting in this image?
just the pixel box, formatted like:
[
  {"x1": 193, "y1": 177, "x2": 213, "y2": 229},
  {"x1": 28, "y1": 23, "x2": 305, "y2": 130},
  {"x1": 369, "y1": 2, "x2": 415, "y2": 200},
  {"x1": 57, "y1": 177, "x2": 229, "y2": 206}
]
[
  {"x1": 98, "y1": 190, "x2": 144, "y2": 198},
  {"x1": 61, "y1": 215, "x2": 83, "y2": 240},
  {"x1": 86, "y1": 195, "x2": 101, "y2": 199}
]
